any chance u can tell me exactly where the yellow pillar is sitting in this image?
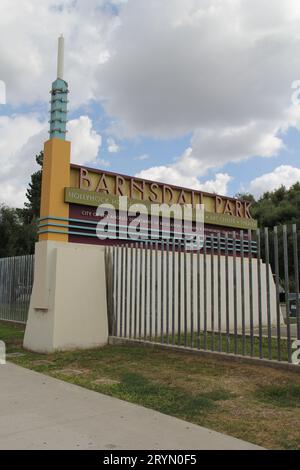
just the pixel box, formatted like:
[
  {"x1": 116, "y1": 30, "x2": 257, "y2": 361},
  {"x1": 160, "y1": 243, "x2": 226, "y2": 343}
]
[{"x1": 39, "y1": 138, "x2": 71, "y2": 242}]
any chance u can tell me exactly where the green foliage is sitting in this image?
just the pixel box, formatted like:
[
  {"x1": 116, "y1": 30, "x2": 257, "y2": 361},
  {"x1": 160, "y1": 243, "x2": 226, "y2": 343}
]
[
  {"x1": 254, "y1": 384, "x2": 300, "y2": 408},
  {"x1": 235, "y1": 192, "x2": 256, "y2": 204},
  {"x1": 238, "y1": 184, "x2": 300, "y2": 290},
  {"x1": 0, "y1": 151, "x2": 42, "y2": 258},
  {"x1": 238, "y1": 183, "x2": 300, "y2": 228},
  {"x1": 23, "y1": 151, "x2": 43, "y2": 223},
  {"x1": 0, "y1": 205, "x2": 37, "y2": 257}
]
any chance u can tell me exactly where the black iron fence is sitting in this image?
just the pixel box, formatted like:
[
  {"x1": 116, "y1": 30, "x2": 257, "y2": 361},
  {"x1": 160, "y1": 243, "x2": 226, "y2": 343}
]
[
  {"x1": 105, "y1": 225, "x2": 300, "y2": 365},
  {"x1": 0, "y1": 255, "x2": 34, "y2": 323}
]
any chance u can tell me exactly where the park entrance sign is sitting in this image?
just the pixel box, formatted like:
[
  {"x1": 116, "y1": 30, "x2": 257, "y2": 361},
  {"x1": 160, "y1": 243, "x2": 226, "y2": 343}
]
[
  {"x1": 38, "y1": 161, "x2": 257, "y2": 247},
  {"x1": 70, "y1": 164, "x2": 254, "y2": 225},
  {"x1": 24, "y1": 36, "x2": 268, "y2": 356}
]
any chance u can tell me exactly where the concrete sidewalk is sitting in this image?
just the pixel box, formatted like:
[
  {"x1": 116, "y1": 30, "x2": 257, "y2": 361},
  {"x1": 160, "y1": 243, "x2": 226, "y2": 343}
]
[{"x1": 0, "y1": 363, "x2": 262, "y2": 450}]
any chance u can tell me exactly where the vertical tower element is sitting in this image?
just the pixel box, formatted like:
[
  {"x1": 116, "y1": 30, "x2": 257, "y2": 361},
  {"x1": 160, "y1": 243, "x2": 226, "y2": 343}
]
[
  {"x1": 49, "y1": 35, "x2": 69, "y2": 140},
  {"x1": 39, "y1": 35, "x2": 71, "y2": 242},
  {"x1": 25, "y1": 35, "x2": 108, "y2": 355},
  {"x1": 57, "y1": 35, "x2": 64, "y2": 80}
]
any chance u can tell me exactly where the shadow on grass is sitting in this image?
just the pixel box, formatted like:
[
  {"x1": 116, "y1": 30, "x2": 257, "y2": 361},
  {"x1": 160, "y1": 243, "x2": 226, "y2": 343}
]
[
  {"x1": 254, "y1": 384, "x2": 300, "y2": 408},
  {"x1": 0, "y1": 322, "x2": 25, "y2": 350},
  {"x1": 102, "y1": 372, "x2": 232, "y2": 418}
]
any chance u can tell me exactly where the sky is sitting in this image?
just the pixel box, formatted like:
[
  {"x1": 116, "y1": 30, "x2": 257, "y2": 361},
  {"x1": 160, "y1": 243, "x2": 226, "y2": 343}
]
[{"x1": 1, "y1": 0, "x2": 300, "y2": 207}]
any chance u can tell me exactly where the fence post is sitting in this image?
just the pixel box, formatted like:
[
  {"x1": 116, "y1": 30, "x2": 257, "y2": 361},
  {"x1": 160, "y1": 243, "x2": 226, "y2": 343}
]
[
  {"x1": 257, "y1": 228, "x2": 263, "y2": 359},
  {"x1": 273, "y1": 227, "x2": 282, "y2": 361},
  {"x1": 233, "y1": 231, "x2": 238, "y2": 355},
  {"x1": 210, "y1": 234, "x2": 215, "y2": 352},
  {"x1": 292, "y1": 224, "x2": 300, "y2": 341},
  {"x1": 197, "y1": 240, "x2": 201, "y2": 350},
  {"x1": 283, "y1": 225, "x2": 292, "y2": 362},
  {"x1": 240, "y1": 230, "x2": 246, "y2": 356},
  {"x1": 172, "y1": 238, "x2": 176, "y2": 345},
  {"x1": 0, "y1": 255, "x2": 34, "y2": 324},
  {"x1": 264, "y1": 227, "x2": 272, "y2": 360}
]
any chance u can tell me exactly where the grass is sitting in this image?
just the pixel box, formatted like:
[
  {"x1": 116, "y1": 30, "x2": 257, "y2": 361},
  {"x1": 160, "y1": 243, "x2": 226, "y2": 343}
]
[
  {"x1": 0, "y1": 321, "x2": 26, "y2": 345},
  {"x1": 1, "y1": 320, "x2": 300, "y2": 450},
  {"x1": 254, "y1": 384, "x2": 300, "y2": 408},
  {"x1": 112, "y1": 372, "x2": 232, "y2": 417},
  {"x1": 156, "y1": 331, "x2": 290, "y2": 361}
]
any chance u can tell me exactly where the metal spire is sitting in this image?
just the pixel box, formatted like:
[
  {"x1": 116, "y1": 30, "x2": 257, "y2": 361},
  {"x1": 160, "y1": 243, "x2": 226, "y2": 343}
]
[
  {"x1": 49, "y1": 35, "x2": 69, "y2": 140},
  {"x1": 57, "y1": 34, "x2": 65, "y2": 80}
]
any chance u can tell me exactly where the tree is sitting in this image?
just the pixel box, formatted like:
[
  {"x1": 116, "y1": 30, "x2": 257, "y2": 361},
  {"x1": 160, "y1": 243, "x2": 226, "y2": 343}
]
[
  {"x1": 23, "y1": 151, "x2": 43, "y2": 223},
  {"x1": 0, "y1": 205, "x2": 19, "y2": 258},
  {"x1": 238, "y1": 184, "x2": 300, "y2": 291},
  {"x1": 236, "y1": 184, "x2": 300, "y2": 227},
  {"x1": 250, "y1": 184, "x2": 300, "y2": 228},
  {"x1": 235, "y1": 192, "x2": 256, "y2": 204},
  {"x1": 0, "y1": 205, "x2": 37, "y2": 257},
  {"x1": 0, "y1": 151, "x2": 43, "y2": 258}
]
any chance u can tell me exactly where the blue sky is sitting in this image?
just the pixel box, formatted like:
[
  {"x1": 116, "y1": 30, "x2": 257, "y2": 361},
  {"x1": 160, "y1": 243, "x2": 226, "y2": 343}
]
[
  {"x1": 1, "y1": 0, "x2": 300, "y2": 206},
  {"x1": 218, "y1": 127, "x2": 300, "y2": 195}
]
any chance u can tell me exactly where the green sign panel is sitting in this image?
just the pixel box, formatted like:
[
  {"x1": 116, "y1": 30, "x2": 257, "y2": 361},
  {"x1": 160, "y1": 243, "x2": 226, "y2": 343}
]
[{"x1": 65, "y1": 187, "x2": 257, "y2": 230}]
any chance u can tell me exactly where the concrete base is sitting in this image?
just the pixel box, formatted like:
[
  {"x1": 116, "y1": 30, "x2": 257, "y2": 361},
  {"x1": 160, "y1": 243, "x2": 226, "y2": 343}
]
[{"x1": 23, "y1": 241, "x2": 108, "y2": 353}]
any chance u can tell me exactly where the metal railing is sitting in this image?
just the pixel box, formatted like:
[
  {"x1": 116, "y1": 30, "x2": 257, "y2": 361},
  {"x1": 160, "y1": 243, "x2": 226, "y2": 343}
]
[
  {"x1": 105, "y1": 225, "x2": 300, "y2": 365},
  {"x1": 0, "y1": 255, "x2": 34, "y2": 323}
]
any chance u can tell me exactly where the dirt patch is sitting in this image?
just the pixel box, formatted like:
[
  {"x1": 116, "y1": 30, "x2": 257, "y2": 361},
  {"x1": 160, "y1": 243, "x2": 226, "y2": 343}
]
[
  {"x1": 31, "y1": 360, "x2": 55, "y2": 366},
  {"x1": 6, "y1": 352, "x2": 26, "y2": 358},
  {"x1": 59, "y1": 368, "x2": 90, "y2": 377},
  {"x1": 93, "y1": 378, "x2": 121, "y2": 386}
]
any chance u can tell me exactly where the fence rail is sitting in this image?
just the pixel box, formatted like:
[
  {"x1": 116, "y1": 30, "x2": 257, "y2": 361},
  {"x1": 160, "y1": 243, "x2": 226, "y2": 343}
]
[
  {"x1": 1, "y1": 224, "x2": 300, "y2": 366},
  {"x1": 105, "y1": 225, "x2": 300, "y2": 365},
  {"x1": 0, "y1": 255, "x2": 34, "y2": 324}
]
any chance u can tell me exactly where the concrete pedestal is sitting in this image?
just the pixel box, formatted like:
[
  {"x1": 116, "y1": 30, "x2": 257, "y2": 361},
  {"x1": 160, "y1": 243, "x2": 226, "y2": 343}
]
[{"x1": 23, "y1": 241, "x2": 108, "y2": 353}]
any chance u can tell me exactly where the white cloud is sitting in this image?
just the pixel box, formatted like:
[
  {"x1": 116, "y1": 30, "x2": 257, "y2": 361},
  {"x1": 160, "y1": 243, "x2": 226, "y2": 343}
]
[
  {"x1": 98, "y1": 159, "x2": 111, "y2": 168},
  {"x1": 0, "y1": 115, "x2": 45, "y2": 176},
  {"x1": 135, "y1": 145, "x2": 232, "y2": 195},
  {"x1": 0, "y1": 114, "x2": 102, "y2": 206},
  {"x1": 136, "y1": 163, "x2": 231, "y2": 195},
  {"x1": 0, "y1": 117, "x2": 47, "y2": 206},
  {"x1": 2, "y1": 0, "x2": 300, "y2": 204},
  {"x1": 136, "y1": 166, "x2": 185, "y2": 187},
  {"x1": 135, "y1": 154, "x2": 149, "y2": 161},
  {"x1": 0, "y1": 183, "x2": 29, "y2": 209},
  {"x1": 97, "y1": 0, "x2": 300, "y2": 176},
  {"x1": 249, "y1": 165, "x2": 300, "y2": 197},
  {"x1": 107, "y1": 137, "x2": 120, "y2": 153},
  {"x1": 0, "y1": 0, "x2": 118, "y2": 108},
  {"x1": 68, "y1": 116, "x2": 102, "y2": 164},
  {"x1": 0, "y1": 80, "x2": 6, "y2": 104},
  {"x1": 199, "y1": 173, "x2": 232, "y2": 195},
  {"x1": 183, "y1": 123, "x2": 284, "y2": 175}
]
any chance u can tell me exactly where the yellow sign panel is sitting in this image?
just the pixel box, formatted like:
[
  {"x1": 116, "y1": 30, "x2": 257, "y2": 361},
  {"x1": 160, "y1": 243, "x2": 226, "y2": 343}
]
[
  {"x1": 68, "y1": 165, "x2": 257, "y2": 230},
  {"x1": 65, "y1": 188, "x2": 257, "y2": 229}
]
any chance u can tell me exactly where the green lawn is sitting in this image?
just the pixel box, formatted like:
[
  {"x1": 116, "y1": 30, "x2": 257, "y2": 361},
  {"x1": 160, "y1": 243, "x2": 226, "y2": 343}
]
[
  {"x1": 156, "y1": 331, "x2": 290, "y2": 361},
  {"x1": 1, "y1": 320, "x2": 300, "y2": 450}
]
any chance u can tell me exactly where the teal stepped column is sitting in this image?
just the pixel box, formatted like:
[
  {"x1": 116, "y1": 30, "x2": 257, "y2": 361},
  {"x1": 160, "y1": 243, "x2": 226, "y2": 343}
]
[{"x1": 49, "y1": 78, "x2": 69, "y2": 140}]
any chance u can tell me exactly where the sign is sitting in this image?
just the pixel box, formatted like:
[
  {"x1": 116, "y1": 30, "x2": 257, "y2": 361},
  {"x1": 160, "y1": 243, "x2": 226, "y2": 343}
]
[{"x1": 67, "y1": 164, "x2": 257, "y2": 231}]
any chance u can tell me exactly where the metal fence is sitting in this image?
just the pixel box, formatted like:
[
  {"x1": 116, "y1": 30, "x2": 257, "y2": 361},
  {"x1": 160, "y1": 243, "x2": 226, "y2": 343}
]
[
  {"x1": 0, "y1": 255, "x2": 34, "y2": 323},
  {"x1": 105, "y1": 225, "x2": 300, "y2": 365}
]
